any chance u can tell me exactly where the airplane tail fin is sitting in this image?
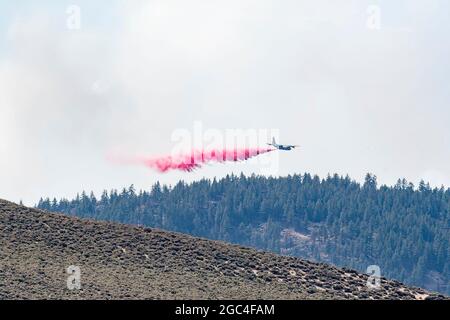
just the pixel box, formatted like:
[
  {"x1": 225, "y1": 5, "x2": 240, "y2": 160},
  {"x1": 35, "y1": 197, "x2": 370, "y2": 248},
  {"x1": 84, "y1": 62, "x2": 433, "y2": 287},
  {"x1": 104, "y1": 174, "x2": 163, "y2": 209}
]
[{"x1": 272, "y1": 137, "x2": 276, "y2": 145}]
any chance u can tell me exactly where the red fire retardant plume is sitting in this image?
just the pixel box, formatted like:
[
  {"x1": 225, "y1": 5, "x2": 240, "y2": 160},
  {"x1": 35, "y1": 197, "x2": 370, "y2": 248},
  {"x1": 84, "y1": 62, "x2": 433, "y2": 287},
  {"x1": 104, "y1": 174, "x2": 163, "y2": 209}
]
[{"x1": 139, "y1": 147, "x2": 275, "y2": 173}]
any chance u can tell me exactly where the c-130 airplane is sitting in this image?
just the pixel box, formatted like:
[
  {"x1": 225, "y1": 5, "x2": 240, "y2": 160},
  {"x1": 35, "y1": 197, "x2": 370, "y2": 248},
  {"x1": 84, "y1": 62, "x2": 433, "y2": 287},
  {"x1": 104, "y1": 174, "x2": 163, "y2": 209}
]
[{"x1": 267, "y1": 137, "x2": 299, "y2": 151}]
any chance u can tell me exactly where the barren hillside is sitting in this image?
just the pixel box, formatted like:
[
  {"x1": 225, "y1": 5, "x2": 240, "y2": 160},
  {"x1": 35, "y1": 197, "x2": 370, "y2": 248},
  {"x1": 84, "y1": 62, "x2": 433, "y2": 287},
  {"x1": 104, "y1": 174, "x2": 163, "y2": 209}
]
[{"x1": 0, "y1": 199, "x2": 444, "y2": 300}]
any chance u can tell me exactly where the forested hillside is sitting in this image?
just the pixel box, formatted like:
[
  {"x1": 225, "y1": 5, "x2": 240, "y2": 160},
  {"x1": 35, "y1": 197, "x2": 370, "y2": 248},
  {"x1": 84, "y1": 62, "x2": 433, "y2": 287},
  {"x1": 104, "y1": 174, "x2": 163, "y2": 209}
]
[{"x1": 37, "y1": 173, "x2": 450, "y2": 294}]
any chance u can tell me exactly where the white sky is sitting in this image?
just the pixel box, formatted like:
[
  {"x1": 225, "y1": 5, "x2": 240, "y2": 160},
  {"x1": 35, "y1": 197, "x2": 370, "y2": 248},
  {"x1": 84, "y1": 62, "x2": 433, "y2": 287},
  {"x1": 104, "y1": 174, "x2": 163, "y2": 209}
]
[{"x1": 0, "y1": 0, "x2": 449, "y2": 205}]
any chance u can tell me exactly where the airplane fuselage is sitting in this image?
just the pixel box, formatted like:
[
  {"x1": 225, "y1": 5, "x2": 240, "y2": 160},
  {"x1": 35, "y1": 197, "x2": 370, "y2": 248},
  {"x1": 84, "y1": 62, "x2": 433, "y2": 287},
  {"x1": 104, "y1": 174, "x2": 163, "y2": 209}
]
[
  {"x1": 277, "y1": 145, "x2": 294, "y2": 151},
  {"x1": 268, "y1": 144, "x2": 295, "y2": 151}
]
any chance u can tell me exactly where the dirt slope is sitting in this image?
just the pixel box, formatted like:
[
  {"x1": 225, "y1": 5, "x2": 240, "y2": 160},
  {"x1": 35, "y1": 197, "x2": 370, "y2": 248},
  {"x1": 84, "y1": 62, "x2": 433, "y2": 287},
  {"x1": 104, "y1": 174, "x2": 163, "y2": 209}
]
[{"x1": 0, "y1": 199, "x2": 444, "y2": 300}]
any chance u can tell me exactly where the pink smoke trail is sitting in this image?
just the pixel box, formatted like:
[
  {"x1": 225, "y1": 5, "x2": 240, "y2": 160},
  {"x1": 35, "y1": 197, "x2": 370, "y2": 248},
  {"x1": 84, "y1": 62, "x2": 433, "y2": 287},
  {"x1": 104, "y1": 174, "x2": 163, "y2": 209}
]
[{"x1": 136, "y1": 147, "x2": 275, "y2": 173}]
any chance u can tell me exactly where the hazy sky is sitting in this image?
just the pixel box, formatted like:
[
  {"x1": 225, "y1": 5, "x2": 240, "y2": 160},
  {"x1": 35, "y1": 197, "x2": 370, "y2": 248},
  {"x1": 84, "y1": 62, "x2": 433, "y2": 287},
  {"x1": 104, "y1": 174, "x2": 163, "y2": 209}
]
[{"x1": 0, "y1": 0, "x2": 449, "y2": 205}]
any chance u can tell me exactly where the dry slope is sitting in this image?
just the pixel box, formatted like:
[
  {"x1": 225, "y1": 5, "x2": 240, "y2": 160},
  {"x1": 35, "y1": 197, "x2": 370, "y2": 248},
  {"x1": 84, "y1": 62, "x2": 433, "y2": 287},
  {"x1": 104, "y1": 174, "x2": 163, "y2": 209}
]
[{"x1": 0, "y1": 199, "x2": 444, "y2": 300}]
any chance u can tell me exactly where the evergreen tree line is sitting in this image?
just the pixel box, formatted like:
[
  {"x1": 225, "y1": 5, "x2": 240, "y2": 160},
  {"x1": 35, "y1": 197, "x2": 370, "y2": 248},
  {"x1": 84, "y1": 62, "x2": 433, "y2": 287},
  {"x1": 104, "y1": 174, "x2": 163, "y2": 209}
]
[{"x1": 37, "y1": 173, "x2": 450, "y2": 294}]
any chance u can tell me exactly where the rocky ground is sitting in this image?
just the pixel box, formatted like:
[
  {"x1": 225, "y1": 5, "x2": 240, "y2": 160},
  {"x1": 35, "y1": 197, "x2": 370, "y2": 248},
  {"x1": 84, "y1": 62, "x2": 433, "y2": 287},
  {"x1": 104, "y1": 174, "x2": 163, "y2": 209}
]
[{"x1": 0, "y1": 199, "x2": 445, "y2": 300}]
